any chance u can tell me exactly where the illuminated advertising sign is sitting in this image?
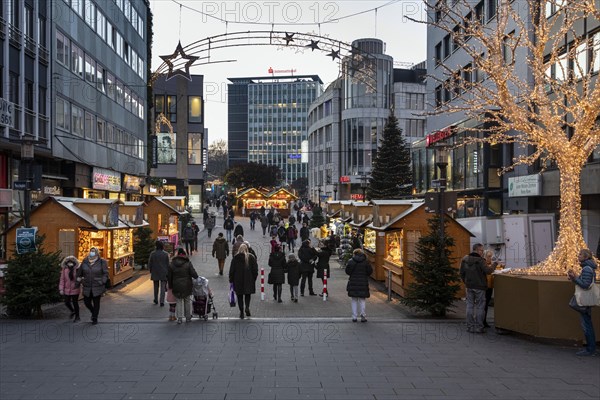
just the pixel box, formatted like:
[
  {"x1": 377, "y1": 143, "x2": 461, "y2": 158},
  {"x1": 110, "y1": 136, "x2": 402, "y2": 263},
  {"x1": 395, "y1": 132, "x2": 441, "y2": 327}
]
[
  {"x1": 339, "y1": 176, "x2": 351, "y2": 183},
  {"x1": 426, "y1": 126, "x2": 454, "y2": 147},
  {"x1": 92, "y1": 168, "x2": 121, "y2": 192}
]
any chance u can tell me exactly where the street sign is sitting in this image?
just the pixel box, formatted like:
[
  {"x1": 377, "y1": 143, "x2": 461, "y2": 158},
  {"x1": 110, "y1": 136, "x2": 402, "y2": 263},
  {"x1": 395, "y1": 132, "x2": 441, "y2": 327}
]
[
  {"x1": 0, "y1": 97, "x2": 15, "y2": 128},
  {"x1": 13, "y1": 181, "x2": 29, "y2": 190},
  {"x1": 16, "y1": 227, "x2": 37, "y2": 255}
]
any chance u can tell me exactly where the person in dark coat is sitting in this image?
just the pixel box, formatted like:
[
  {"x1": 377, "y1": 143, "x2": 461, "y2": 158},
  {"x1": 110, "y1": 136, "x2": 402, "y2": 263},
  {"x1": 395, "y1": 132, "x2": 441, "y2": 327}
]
[
  {"x1": 268, "y1": 245, "x2": 287, "y2": 303},
  {"x1": 212, "y1": 232, "x2": 229, "y2": 275},
  {"x1": 205, "y1": 214, "x2": 216, "y2": 238},
  {"x1": 249, "y1": 211, "x2": 257, "y2": 230},
  {"x1": 223, "y1": 216, "x2": 234, "y2": 242},
  {"x1": 181, "y1": 222, "x2": 195, "y2": 255},
  {"x1": 300, "y1": 222, "x2": 310, "y2": 242},
  {"x1": 460, "y1": 243, "x2": 495, "y2": 333},
  {"x1": 167, "y1": 248, "x2": 198, "y2": 324},
  {"x1": 233, "y1": 223, "x2": 244, "y2": 243},
  {"x1": 77, "y1": 247, "x2": 109, "y2": 325},
  {"x1": 568, "y1": 248, "x2": 598, "y2": 356},
  {"x1": 316, "y1": 244, "x2": 332, "y2": 296},
  {"x1": 148, "y1": 241, "x2": 170, "y2": 306},
  {"x1": 286, "y1": 254, "x2": 301, "y2": 302},
  {"x1": 228, "y1": 209, "x2": 235, "y2": 221},
  {"x1": 191, "y1": 221, "x2": 200, "y2": 252},
  {"x1": 345, "y1": 248, "x2": 373, "y2": 322},
  {"x1": 232, "y1": 235, "x2": 245, "y2": 256},
  {"x1": 229, "y1": 244, "x2": 258, "y2": 319},
  {"x1": 260, "y1": 213, "x2": 269, "y2": 237},
  {"x1": 298, "y1": 240, "x2": 318, "y2": 296}
]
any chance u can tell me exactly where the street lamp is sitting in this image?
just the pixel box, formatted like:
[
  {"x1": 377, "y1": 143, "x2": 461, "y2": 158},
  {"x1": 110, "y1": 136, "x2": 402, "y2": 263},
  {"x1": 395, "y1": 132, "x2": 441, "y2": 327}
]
[
  {"x1": 435, "y1": 146, "x2": 449, "y2": 257},
  {"x1": 360, "y1": 174, "x2": 368, "y2": 201},
  {"x1": 333, "y1": 183, "x2": 338, "y2": 201},
  {"x1": 317, "y1": 185, "x2": 322, "y2": 206},
  {"x1": 21, "y1": 135, "x2": 36, "y2": 228}
]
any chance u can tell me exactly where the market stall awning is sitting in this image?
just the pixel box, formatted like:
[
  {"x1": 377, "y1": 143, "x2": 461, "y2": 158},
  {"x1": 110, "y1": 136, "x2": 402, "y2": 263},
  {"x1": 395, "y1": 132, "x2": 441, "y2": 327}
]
[
  {"x1": 155, "y1": 197, "x2": 189, "y2": 215},
  {"x1": 327, "y1": 209, "x2": 341, "y2": 218},
  {"x1": 366, "y1": 200, "x2": 425, "y2": 231},
  {"x1": 350, "y1": 217, "x2": 372, "y2": 228}
]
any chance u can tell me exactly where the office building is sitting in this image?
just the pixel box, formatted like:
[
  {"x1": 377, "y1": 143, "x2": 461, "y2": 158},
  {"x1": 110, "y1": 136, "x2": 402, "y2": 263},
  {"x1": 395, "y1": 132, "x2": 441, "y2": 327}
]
[{"x1": 228, "y1": 75, "x2": 322, "y2": 184}]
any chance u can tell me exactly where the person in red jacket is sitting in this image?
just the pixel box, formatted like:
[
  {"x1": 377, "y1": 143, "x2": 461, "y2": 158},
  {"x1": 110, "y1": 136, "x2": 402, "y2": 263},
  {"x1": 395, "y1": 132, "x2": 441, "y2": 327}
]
[{"x1": 59, "y1": 255, "x2": 81, "y2": 322}]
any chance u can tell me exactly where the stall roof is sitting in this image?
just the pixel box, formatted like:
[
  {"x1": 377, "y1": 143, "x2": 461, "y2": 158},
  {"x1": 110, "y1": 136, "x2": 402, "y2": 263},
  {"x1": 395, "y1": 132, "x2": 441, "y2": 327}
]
[
  {"x1": 370, "y1": 199, "x2": 423, "y2": 206},
  {"x1": 339, "y1": 201, "x2": 353, "y2": 206},
  {"x1": 327, "y1": 209, "x2": 341, "y2": 218},
  {"x1": 236, "y1": 187, "x2": 268, "y2": 198},
  {"x1": 341, "y1": 215, "x2": 353, "y2": 223},
  {"x1": 123, "y1": 201, "x2": 145, "y2": 207},
  {"x1": 366, "y1": 200, "x2": 425, "y2": 230},
  {"x1": 54, "y1": 197, "x2": 121, "y2": 205},
  {"x1": 159, "y1": 196, "x2": 187, "y2": 201},
  {"x1": 54, "y1": 199, "x2": 131, "y2": 230},
  {"x1": 350, "y1": 216, "x2": 372, "y2": 228},
  {"x1": 352, "y1": 201, "x2": 371, "y2": 207},
  {"x1": 265, "y1": 187, "x2": 297, "y2": 199},
  {"x1": 154, "y1": 197, "x2": 190, "y2": 215}
]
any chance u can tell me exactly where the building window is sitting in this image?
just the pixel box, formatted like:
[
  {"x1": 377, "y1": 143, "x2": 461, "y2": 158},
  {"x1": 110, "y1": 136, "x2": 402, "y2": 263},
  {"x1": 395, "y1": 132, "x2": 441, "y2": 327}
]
[
  {"x1": 452, "y1": 25, "x2": 461, "y2": 52},
  {"x1": 85, "y1": 1, "x2": 96, "y2": 29},
  {"x1": 97, "y1": 119, "x2": 105, "y2": 143},
  {"x1": 9, "y1": 72, "x2": 19, "y2": 103},
  {"x1": 475, "y1": 1, "x2": 484, "y2": 24},
  {"x1": 71, "y1": 104, "x2": 84, "y2": 137},
  {"x1": 443, "y1": 34, "x2": 451, "y2": 59},
  {"x1": 106, "y1": 72, "x2": 115, "y2": 99},
  {"x1": 85, "y1": 54, "x2": 96, "y2": 84},
  {"x1": 503, "y1": 31, "x2": 515, "y2": 65},
  {"x1": 155, "y1": 95, "x2": 164, "y2": 116},
  {"x1": 96, "y1": 65, "x2": 105, "y2": 93},
  {"x1": 188, "y1": 96, "x2": 203, "y2": 123},
  {"x1": 24, "y1": 5, "x2": 33, "y2": 38},
  {"x1": 406, "y1": 119, "x2": 424, "y2": 137},
  {"x1": 71, "y1": 43, "x2": 84, "y2": 79},
  {"x1": 56, "y1": 32, "x2": 69, "y2": 68},
  {"x1": 116, "y1": 80, "x2": 124, "y2": 105},
  {"x1": 124, "y1": 87, "x2": 131, "y2": 112},
  {"x1": 487, "y1": 0, "x2": 496, "y2": 21},
  {"x1": 167, "y1": 95, "x2": 177, "y2": 122},
  {"x1": 435, "y1": 42, "x2": 442, "y2": 65},
  {"x1": 188, "y1": 133, "x2": 202, "y2": 164},
  {"x1": 85, "y1": 111, "x2": 95, "y2": 140},
  {"x1": 38, "y1": 87, "x2": 47, "y2": 116},
  {"x1": 56, "y1": 97, "x2": 70, "y2": 131},
  {"x1": 406, "y1": 93, "x2": 424, "y2": 110},
  {"x1": 38, "y1": 17, "x2": 47, "y2": 48},
  {"x1": 96, "y1": 9, "x2": 106, "y2": 41},
  {"x1": 72, "y1": 0, "x2": 83, "y2": 17}
]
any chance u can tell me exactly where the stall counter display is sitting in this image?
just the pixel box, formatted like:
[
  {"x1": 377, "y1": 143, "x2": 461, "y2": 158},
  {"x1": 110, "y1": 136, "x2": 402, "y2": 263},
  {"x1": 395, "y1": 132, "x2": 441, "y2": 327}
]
[
  {"x1": 245, "y1": 199, "x2": 266, "y2": 209},
  {"x1": 385, "y1": 230, "x2": 403, "y2": 266},
  {"x1": 364, "y1": 229, "x2": 376, "y2": 253}
]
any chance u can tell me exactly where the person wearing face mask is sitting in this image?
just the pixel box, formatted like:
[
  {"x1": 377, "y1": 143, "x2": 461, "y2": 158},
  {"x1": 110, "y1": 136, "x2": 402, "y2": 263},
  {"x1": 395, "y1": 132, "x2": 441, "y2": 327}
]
[
  {"x1": 77, "y1": 247, "x2": 109, "y2": 325},
  {"x1": 59, "y1": 256, "x2": 81, "y2": 322}
]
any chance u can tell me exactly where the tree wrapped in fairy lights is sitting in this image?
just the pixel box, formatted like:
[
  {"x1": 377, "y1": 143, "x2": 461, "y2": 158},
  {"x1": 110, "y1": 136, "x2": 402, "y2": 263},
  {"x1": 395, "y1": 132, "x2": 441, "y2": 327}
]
[{"x1": 425, "y1": 0, "x2": 600, "y2": 274}]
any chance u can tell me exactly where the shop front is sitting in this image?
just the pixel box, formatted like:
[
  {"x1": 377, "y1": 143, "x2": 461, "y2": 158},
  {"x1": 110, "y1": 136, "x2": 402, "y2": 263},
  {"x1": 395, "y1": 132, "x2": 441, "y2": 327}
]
[
  {"x1": 144, "y1": 196, "x2": 189, "y2": 254},
  {"x1": 236, "y1": 188, "x2": 268, "y2": 213},
  {"x1": 4, "y1": 197, "x2": 148, "y2": 286},
  {"x1": 265, "y1": 188, "x2": 297, "y2": 217}
]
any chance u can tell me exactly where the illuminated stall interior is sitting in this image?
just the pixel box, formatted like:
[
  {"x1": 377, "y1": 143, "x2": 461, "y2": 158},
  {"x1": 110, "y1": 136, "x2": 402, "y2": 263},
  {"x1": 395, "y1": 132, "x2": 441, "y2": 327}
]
[{"x1": 144, "y1": 196, "x2": 190, "y2": 253}]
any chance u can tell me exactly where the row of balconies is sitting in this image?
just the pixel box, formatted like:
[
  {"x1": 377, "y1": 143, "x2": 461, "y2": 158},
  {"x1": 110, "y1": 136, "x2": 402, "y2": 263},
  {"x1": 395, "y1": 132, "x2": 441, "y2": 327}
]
[{"x1": 1, "y1": 17, "x2": 49, "y2": 65}]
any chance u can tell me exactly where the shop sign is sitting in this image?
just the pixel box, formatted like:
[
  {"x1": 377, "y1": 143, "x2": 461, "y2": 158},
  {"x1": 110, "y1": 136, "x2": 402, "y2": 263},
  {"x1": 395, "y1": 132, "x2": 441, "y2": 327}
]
[
  {"x1": 508, "y1": 174, "x2": 542, "y2": 197},
  {"x1": 92, "y1": 168, "x2": 121, "y2": 192},
  {"x1": 123, "y1": 175, "x2": 141, "y2": 192},
  {"x1": 350, "y1": 193, "x2": 364, "y2": 200},
  {"x1": 16, "y1": 227, "x2": 37, "y2": 255},
  {"x1": 150, "y1": 135, "x2": 158, "y2": 168},
  {"x1": 288, "y1": 154, "x2": 301, "y2": 159},
  {"x1": 426, "y1": 126, "x2": 454, "y2": 147},
  {"x1": 43, "y1": 185, "x2": 62, "y2": 195},
  {"x1": 0, "y1": 97, "x2": 14, "y2": 128},
  {"x1": 339, "y1": 176, "x2": 351, "y2": 183}
]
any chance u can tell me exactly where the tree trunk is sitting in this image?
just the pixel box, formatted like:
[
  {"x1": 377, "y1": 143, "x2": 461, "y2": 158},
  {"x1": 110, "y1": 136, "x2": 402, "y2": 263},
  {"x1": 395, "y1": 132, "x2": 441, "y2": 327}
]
[{"x1": 527, "y1": 160, "x2": 587, "y2": 274}]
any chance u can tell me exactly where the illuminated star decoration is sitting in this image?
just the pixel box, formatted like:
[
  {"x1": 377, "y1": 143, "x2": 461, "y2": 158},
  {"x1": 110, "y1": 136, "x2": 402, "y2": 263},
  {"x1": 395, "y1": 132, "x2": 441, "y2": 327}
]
[
  {"x1": 159, "y1": 41, "x2": 199, "y2": 81},
  {"x1": 305, "y1": 40, "x2": 320, "y2": 51},
  {"x1": 284, "y1": 32, "x2": 295, "y2": 45},
  {"x1": 326, "y1": 49, "x2": 341, "y2": 60}
]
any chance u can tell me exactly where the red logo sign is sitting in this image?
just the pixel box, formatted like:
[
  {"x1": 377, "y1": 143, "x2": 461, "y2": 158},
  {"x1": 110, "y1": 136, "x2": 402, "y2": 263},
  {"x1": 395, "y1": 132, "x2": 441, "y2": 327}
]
[
  {"x1": 268, "y1": 67, "x2": 273, "y2": 74},
  {"x1": 339, "y1": 176, "x2": 350, "y2": 183},
  {"x1": 426, "y1": 126, "x2": 454, "y2": 147},
  {"x1": 350, "y1": 194, "x2": 364, "y2": 200}
]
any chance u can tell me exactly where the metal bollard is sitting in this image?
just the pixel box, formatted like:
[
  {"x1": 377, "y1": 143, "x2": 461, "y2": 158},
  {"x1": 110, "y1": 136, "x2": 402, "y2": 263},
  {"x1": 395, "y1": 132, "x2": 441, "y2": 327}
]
[
  {"x1": 323, "y1": 269, "x2": 328, "y2": 301},
  {"x1": 260, "y1": 267, "x2": 265, "y2": 301}
]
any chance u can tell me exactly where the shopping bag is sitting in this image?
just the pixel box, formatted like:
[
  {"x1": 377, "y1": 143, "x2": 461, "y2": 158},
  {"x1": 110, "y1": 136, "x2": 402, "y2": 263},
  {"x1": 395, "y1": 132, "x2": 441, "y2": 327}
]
[
  {"x1": 574, "y1": 283, "x2": 600, "y2": 307},
  {"x1": 229, "y1": 283, "x2": 237, "y2": 307}
]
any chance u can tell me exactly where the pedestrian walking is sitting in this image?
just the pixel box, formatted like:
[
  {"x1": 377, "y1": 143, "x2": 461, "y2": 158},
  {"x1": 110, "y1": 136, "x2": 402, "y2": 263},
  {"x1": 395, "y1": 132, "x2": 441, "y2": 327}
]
[
  {"x1": 232, "y1": 235, "x2": 245, "y2": 257},
  {"x1": 233, "y1": 223, "x2": 244, "y2": 243},
  {"x1": 483, "y1": 250, "x2": 499, "y2": 328},
  {"x1": 77, "y1": 247, "x2": 109, "y2": 325},
  {"x1": 298, "y1": 240, "x2": 318, "y2": 296},
  {"x1": 260, "y1": 213, "x2": 269, "y2": 237},
  {"x1": 277, "y1": 224, "x2": 288, "y2": 250},
  {"x1": 212, "y1": 232, "x2": 229, "y2": 276},
  {"x1": 223, "y1": 216, "x2": 234, "y2": 242},
  {"x1": 167, "y1": 248, "x2": 198, "y2": 324},
  {"x1": 459, "y1": 243, "x2": 495, "y2": 333},
  {"x1": 286, "y1": 253, "x2": 301, "y2": 302},
  {"x1": 203, "y1": 207, "x2": 209, "y2": 225},
  {"x1": 59, "y1": 255, "x2": 81, "y2": 322},
  {"x1": 205, "y1": 214, "x2": 216, "y2": 238},
  {"x1": 300, "y1": 222, "x2": 310, "y2": 242},
  {"x1": 228, "y1": 209, "x2": 235, "y2": 222},
  {"x1": 229, "y1": 244, "x2": 259, "y2": 319},
  {"x1": 567, "y1": 248, "x2": 597, "y2": 356},
  {"x1": 182, "y1": 222, "x2": 195, "y2": 255},
  {"x1": 268, "y1": 245, "x2": 287, "y2": 303},
  {"x1": 242, "y1": 206, "x2": 246, "y2": 217},
  {"x1": 166, "y1": 281, "x2": 177, "y2": 321},
  {"x1": 249, "y1": 211, "x2": 257, "y2": 230},
  {"x1": 316, "y1": 243, "x2": 332, "y2": 296},
  {"x1": 191, "y1": 221, "x2": 200, "y2": 252},
  {"x1": 345, "y1": 248, "x2": 373, "y2": 322},
  {"x1": 270, "y1": 236, "x2": 279, "y2": 254},
  {"x1": 148, "y1": 241, "x2": 170, "y2": 307},
  {"x1": 287, "y1": 224, "x2": 298, "y2": 252}
]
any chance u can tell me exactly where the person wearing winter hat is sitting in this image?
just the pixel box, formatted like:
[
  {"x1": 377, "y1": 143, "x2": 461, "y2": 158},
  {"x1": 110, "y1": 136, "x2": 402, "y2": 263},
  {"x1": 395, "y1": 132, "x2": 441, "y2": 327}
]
[
  {"x1": 167, "y1": 248, "x2": 199, "y2": 324},
  {"x1": 59, "y1": 256, "x2": 81, "y2": 322},
  {"x1": 77, "y1": 247, "x2": 109, "y2": 325}
]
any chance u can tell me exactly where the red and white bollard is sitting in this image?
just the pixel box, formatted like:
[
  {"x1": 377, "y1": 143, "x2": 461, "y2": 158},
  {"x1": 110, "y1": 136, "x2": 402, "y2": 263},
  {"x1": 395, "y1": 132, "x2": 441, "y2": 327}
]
[
  {"x1": 260, "y1": 267, "x2": 265, "y2": 301},
  {"x1": 323, "y1": 269, "x2": 328, "y2": 301}
]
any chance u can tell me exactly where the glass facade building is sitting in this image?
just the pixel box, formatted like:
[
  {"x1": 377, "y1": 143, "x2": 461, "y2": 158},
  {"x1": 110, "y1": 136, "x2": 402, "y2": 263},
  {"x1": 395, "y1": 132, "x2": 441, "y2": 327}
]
[{"x1": 228, "y1": 75, "x2": 322, "y2": 184}]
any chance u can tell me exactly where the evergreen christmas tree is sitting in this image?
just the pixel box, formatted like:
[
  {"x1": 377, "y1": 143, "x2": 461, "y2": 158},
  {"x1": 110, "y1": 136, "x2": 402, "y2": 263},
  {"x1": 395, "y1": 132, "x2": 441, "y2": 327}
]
[
  {"x1": 133, "y1": 226, "x2": 155, "y2": 269},
  {"x1": 309, "y1": 205, "x2": 326, "y2": 229},
  {"x1": 400, "y1": 214, "x2": 460, "y2": 317},
  {"x1": 367, "y1": 110, "x2": 412, "y2": 200},
  {"x1": 1, "y1": 235, "x2": 63, "y2": 318}
]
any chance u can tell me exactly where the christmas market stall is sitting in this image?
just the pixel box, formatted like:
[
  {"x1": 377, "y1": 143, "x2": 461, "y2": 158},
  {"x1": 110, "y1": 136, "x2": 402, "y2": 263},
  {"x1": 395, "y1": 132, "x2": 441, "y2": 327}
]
[
  {"x1": 365, "y1": 199, "x2": 471, "y2": 296},
  {"x1": 349, "y1": 201, "x2": 372, "y2": 240},
  {"x1": 235, "y1": 188, "x2": 268, "y2": 214},
  {"x1": 144, "y1": 196, "x2": 190, "y2": 254},
  {"x1": 265, "y1": 188, "x2": 297, "y2": 217},
  {"x1": 4, "y1": 197, "x2": 148, "y2": 286}
]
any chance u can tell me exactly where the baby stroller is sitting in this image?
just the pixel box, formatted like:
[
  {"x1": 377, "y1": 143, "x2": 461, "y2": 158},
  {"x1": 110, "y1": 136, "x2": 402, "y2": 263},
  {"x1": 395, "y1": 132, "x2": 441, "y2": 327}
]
[{"x1": 192, "y1": 277, "x2": 218, "y2": 320}]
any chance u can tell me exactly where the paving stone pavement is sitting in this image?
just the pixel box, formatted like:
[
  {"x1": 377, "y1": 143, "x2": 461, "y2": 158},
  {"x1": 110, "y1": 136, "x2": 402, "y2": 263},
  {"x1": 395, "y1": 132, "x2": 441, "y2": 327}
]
[{"x1": 1, "y1": 212, "x2": 599, "y2": 399}]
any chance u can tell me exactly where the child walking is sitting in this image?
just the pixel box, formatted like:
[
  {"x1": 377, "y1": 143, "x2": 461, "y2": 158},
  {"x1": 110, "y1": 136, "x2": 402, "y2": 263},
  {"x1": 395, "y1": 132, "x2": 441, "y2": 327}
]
[{"x1": 166, "y1": 282, "x2": 177, "y2": 321}]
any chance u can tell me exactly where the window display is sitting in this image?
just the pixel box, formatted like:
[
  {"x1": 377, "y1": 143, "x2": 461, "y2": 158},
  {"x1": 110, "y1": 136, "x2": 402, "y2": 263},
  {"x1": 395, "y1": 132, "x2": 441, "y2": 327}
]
[
  {"x1": 113, "y1": 229, "x2": 132, "y2": 259},
  {"x1": 385, "y1": 230, "x2": 403, "y2": 266},
  {"x1": 364, "y1": 228, "x2": 376, "y2": 252}
]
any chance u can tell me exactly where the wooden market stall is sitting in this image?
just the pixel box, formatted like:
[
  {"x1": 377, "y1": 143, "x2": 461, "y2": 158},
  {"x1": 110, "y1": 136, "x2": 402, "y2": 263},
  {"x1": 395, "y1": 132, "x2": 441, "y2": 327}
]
[
  {"x1": 4, "y1": 197, "x2": 148, "y2": 286},
  {"x1": 144, "y1": 196, "x2": 190, "y2": 254},
  {"x1": 348, "y1": 201, "x2": 372, "y2": 239},
  {"x1": 365, "y1": 199, "x2": 472, "y2": 297},
  {"x1": 236, "y1": 188, "x2": 268, "y2": 213},
  {"x1": 265, "y1": 188, "x2": 297, "y2": 217}
]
